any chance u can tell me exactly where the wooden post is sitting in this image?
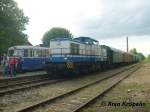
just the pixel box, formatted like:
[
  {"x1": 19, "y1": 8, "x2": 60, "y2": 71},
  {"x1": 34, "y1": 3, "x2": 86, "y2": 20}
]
[{"x1": 127, "y1": 37, "x2": 128, "y2": 52}]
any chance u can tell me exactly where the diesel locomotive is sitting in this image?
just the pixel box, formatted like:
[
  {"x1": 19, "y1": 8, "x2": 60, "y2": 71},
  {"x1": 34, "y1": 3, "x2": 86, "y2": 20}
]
[{"x1": 45, "y1": 37, "x2": 139, "y2": 76}]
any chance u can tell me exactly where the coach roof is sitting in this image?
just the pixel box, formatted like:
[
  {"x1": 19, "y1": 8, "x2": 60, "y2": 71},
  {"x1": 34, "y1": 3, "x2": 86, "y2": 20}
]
[{"x1": 8, "y1": 45, "x2": 49, "y2": 50}]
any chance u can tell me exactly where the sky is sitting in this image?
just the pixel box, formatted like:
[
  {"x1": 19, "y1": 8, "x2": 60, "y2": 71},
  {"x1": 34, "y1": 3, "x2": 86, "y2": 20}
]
[{"x1": 14, "y1": 0, "x2": 150, "y2": 56}]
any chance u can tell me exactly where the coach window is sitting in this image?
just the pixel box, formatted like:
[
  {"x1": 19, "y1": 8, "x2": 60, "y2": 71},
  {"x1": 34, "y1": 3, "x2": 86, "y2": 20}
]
[
  {"x1": 39, "y1": 50, "x2": 42, "y2": 57},
  {"x1": 30, "y1": 50, "x2": 32, "y2": 57},
  {"x1": 44, "y1": 50, "x2": 46, "y2": 56},
  {"x1": 32, "y1": 50, "x2": 34, "y2": 57},
  {"x1": 32, "y1": 50, "x2": 35, "y2": 57},
  {"x1": 45, "y1": 50, "x2": 47, "y2": 56},
  {"x1": 28, "y1": 50, "x2": 32, "y2": 57},
  {"x1": 37, "y1": 50, "x2": 42, "y2": 57},
  {"x1": 24, "y1": 49, "x2": 28, "y2": 57},
  {"x1": 34, "y1": 50, "x2": 38, "y2": 57},
  {"x1": 44, "y1": 50, "x2": 47, "y2": 56},
  {"x1": 37, "y1": 50, "x2": 40, "y2": 57},
  {"x1": 42, "y1": 50, "x2": 45, "y2": 57},
  {"x1": 36, "y1": 50, "x2": 40, "y2": 57},
  {"x1": 40, "y1": 50, "x2": 42, "y2": 57},
  {"x1": 31, "y1": 50, "x2": 33, "y2": 56},
  {"x1": 43, "y1": 50, "x2": 45, "y2": 57},
  {"x1": 46, "y1": 49, "x2": 49, "y2": 56}
]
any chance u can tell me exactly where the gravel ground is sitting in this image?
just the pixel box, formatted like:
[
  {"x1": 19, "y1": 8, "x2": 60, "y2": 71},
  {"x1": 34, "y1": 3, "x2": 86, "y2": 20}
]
[
  {"x1": 0, "y1": 71, "x2": 46, "y2": 79},
  {"x1": 0, "y1": 71, "x2": 47, "y2": 87},
  {"x1": 0, "y1": 65, "x2": 131, "y2": 112},
  {"x1": 0, "y1": 78, "x2": 50, "y2": 92},
  {"x1": 81, "y1": 62, "x2": 150, "y2": 112},
  {"x1": 32, "y1": 65, "x2": 137, "y2": 112}
]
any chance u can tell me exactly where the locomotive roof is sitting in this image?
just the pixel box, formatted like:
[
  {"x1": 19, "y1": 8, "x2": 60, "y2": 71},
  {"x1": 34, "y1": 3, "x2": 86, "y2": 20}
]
[
  {"x1": 8, "y1": 45, "x2": 49, "y2": 50},
  {"x1": 50, "y1": 37, "x2": 99, "y2": 45},
  {"x1": 50, "y1": 38, "x2": 72, "y2": 41},
  {"x1": 74, "y1": 37, "x2": 98, "y2": 42}
]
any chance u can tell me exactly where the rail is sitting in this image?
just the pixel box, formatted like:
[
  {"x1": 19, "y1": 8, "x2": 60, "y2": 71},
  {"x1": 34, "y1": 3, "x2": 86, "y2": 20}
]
[{"x1": 16, "y1": 64, "x2": 139, "y2": 112}]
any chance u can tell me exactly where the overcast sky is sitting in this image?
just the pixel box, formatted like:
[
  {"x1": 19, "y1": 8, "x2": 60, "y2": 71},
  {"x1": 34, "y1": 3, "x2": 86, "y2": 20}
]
[{"x1": 15, "y1": 0, "x2": 150, "y2": 56}]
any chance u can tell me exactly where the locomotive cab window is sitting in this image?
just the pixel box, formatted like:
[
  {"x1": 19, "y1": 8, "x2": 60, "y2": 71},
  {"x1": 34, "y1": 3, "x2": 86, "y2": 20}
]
[{"x1": 70, "y1": 43, "x2": 79, "y2": 55}]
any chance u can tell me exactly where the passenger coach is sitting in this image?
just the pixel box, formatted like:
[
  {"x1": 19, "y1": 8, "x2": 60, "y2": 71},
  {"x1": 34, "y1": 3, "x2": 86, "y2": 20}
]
[{"x1": 8, "y1": 45, "x2": 50, "y2": 72}]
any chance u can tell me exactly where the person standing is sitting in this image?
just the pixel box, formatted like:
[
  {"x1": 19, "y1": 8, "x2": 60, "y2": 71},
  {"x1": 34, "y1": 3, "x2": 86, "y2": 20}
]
[
  {"x1": 9, "y1": 57, "x2": 17, "y2": 77},
  {"x1": 2, "y1": 56, "x2": 9, "y2": 77},
  {"x1": 0, "y1": 54, "x2": 2, "y2": 65}
]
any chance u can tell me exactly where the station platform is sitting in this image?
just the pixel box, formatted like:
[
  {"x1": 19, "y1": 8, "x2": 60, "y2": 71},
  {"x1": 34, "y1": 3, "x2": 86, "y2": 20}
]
[{"x1": 0, "y1": 68, "x2": 47, "y2": 81}]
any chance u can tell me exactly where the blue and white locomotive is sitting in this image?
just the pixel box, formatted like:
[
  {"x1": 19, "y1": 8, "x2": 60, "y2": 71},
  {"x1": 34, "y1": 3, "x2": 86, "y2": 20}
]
[
  {"x1": 45, "y1": 37, "x2": 107, "y2": 76},
  {"x1": 8, "y1": 45, "x2": 50, "y2": 72},
  {"x1": 45, "y1": 37, "x2": 139, "y2": 76}
]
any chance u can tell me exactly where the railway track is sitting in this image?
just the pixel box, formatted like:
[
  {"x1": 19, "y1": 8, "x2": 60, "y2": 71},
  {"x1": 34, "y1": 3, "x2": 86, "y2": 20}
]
[
  {"x1": 0, "y1": 77, "x2": 67, "y2": 96},
  {"x1": 72, "y1": 65, "x2": 140, "y2": 112},
  {"x1": 0, "y1": 73, "x2": 48, "y2": 87},
  {"x1": 0, "y1": 76, "x2": 49, "y2": 89},
  {"x1": 16, "y1": 64, "x2": 140, "y2": 112},
  {"x1": 0, "y1": 65, "x2": 134, "y2": 97}
]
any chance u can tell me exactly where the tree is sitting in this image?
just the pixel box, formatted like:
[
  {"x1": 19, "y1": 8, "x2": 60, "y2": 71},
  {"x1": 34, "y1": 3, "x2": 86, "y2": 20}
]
[
  {"x1": 42, "y1": 27, "x2": 73, "y2": 46},
  {"x1": 129, "y1": 48, "x2": 137, "y2": 54},
  {"x1": 129, "y1": 48, "x2": 145, "y2": 61},
  {"x1": 137, "y1": 52, "x2": 145, "y2": 60},
  {"x1": 0, "y1": 0, "x2": 29, "y2": 53},
  {"x1": 147, "y1": 54, "x2": 150, "y2": 61}
]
